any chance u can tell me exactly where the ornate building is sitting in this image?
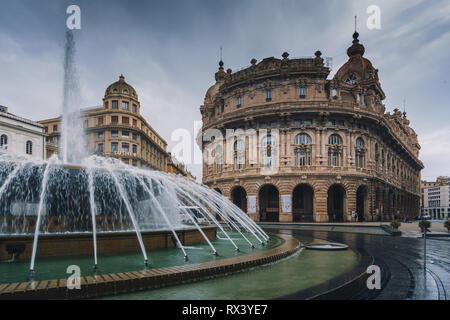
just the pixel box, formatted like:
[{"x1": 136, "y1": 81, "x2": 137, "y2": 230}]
[
  {"x1": 39, "y1": 75, "x2": 168, "y2": 171},
  {"x1": 167, "y1": 152, "x2": 196, "y2": 179},
  {"x1": 200, "y1": 32, "x2": 423, "y2": 222}
]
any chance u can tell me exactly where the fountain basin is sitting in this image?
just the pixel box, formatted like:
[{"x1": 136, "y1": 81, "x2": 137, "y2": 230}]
[
  {"x1": 0, "y1": 233, "x2": 299, "y2": 299},
  {"x1": 0, "y1": 226, "x2": 216, "y2": 261}
]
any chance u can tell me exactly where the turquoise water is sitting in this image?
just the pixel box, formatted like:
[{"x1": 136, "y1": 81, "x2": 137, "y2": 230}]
[
  {"x1": 0, "y1": 232, "x2": 281, "y2": 284},
  {"x1": 104, "y1": 234, "x2": 358, "y2": 300}
]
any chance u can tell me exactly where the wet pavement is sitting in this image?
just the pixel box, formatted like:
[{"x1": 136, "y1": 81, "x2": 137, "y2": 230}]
[{"x1": 262, "y1": 224, "x2": 449, "y2": 300}]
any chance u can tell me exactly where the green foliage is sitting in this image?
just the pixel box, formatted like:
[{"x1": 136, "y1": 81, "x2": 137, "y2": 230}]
[
  {"x1": 444, "y1": 220, "x2": 450, "y2": 231},
  {"x1": 419, "y1": 219, "x2": 431, "y2": 230},
  {"x1": 390, "y1": 220, "x2": 401, "y2": 229}
]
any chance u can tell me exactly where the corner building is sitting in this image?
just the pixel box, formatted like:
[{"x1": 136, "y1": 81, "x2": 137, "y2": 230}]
[
  {"x1": 40, "y1": 75, "x2": 168, "y2": 171},
  {"x1": 200, "y1": 33, "x2": 423, "y2": 222}
]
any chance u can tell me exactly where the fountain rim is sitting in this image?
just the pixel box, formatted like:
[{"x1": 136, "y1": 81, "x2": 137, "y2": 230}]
[
  {"x1": 0, "y1": 225, "x2": 217, "y2": 240},
  {"x1": 0, "y1": 232, "x2": 300, "y2": 299}
]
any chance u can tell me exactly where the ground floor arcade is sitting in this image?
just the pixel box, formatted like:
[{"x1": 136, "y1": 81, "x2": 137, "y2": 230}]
[{"x1": 210, "y1": 175, "x2": 420, "y2": 222}]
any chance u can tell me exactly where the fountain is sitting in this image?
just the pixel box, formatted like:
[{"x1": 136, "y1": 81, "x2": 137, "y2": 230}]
[{"x1": 0, "y1": 29, "x2": 286, "y2": 299}]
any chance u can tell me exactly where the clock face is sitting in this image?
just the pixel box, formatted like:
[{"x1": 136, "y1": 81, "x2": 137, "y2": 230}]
[{"x1": 345, "y1": 74, "x2": 357, "y2": 85}]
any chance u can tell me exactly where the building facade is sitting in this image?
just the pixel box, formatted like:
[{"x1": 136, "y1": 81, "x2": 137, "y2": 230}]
[
  {"x1": 166, "y1": 152, "x2": 195, "y2": 179},
  {"x1": 39, "y1": 75, "x2": 168, "y2": 171},
  {"x1": 200, "y1": 32, "x2": 423, "y2": 222},
  {"x1": 422, "y1": 177, "x2": 450, "y2": 219},
  {"x1": 0, "y1": 105, "x2": 45, "y2": 160}
]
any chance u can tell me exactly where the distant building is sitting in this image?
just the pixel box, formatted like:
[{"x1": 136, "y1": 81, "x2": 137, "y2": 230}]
[
  {"x1": 0, "y1": 105, "x2": 45, "y2": 160},
  {"x1": 166, "y1": 152, "x2": 195, "y2": 179},
  {"x1": 39, "y1": 75, "x2": 168, "y2": 171},
  {"x1": 421, "y1": 176, "x2": 450, "y2": 219}
]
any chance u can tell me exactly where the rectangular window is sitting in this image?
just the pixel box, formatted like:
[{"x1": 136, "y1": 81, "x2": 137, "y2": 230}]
[
  {"x1": 53, "y1": 124, "x2": 58, "y2": 132},
  {"x1": 122, "y1": 131, "x2": 129, "y2": 139},
  {"x1": 111, "y1": 142, "x2": 118, "y2": 152},
  {"x1": 122, "y1": 143, "x2": 129, "y2": 152},
  {"x1": 132, "y1": 119, "x2": 137, "y2": 127},
  {"x1": 122, "y1": 117, "x2": 129, "y2": 125},
  {"x1": 98, "y1": 143, "x2": 104, "y2": 153},
  {"x1": 132, "y1": 133, "x2": 137, "y2": 140},
  {"x1": 104, "y1": 101, "x2": 109, "y2": 109},
  {"x1": 122, "y1": 101, "x2": 129, "y2": 110},
  {"x1": 112, "y1": 100, "x2": 118, "y2": 109},
  {"x1": 98, "y1": 117, "x2": 104, "y2": 125},
  {"x1": 44, "y1": 127, "x2": 48, "y2": 133},
  {"x1": 132, "y1": 144, "x2": 137, "y2": 154},
  {"x1": 332, "y1": 151, "x2": 338, "y2": 166},
  {"x1": 304, "y1": 120, "x2": 312, "y2": 125},
  {"x1": 293, "y1": 120, "x2": 301, "y2": 126},
  {"x1": 237, "y1": 96, "x2": 242, "y2": 107},
  {"x1": 111, "y1": 130, "x2": 118, "y2": 138},
  {"x1": 270, "y1": 121, "x2": 277, "y2": 127},
  {"x1": 299, "y1": 151, "x2": 306, "y2": 166},
  {"x1": 98, "y1": 131, "x2": 104, "y2": 139},
  {"x1": 266, "y1": 90, "x2": 272, "y2": 102},
  {"x1": 260, "y1": 122, "x2": 267, "y2": 129},
  {"x1": 111, "y1": 116, "x2": 118, "y2": 124},
  {"x1": 132, "y1": 160, "x2": 137, "y2": 167},
  {"x1": 83, "y1": 120, "x2": 88, "y2": 128},
  {"x1": 132, "y1": 104, "x2": 137, "y2": 112},
  {"x1": 299, "y1": 87, "x2": 306, "y2": 98}
]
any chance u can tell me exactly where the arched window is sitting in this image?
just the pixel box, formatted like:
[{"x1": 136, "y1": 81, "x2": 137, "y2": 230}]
[
  {"x1": 261, "y1": 135, "x2": 276, "y2": 167},
  {"x1": 0, "y1": 134, "x2": 7, "y2": 149},
  {"x1": 355, "y1": 137, "x2": 365, "y2": 168},
  {"x1": 234, "y1": 139, "x2": 245, "y2": 169},
  {"x1": 294, "y1": 134, "x2": 312, "y2": 166},
  {"x1": 328, "y1": 134, "x2": 343, "y2": 166},
  {"x1": 26, "y1": 140, "x2": 33, "y2": 155},
  {"x1": 328, "y1": 134, "x2": 342, "y2": 145},
  {"x1": 294, "y1": 133, "x2": 311, "y2": 145}
]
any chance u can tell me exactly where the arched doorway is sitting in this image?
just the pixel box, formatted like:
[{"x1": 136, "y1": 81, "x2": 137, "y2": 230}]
[
  {"x1": 259, "y1": 184, "x2": 279, "y2": 222},
  {"x1": 231, "y1": 186, "x2": 247, "y2": 213},
  {"x1": 292, "y1": 184, "x2": 314, "y2": 222},
  {"x1": 356, "y1": 185, "x2": 368, "y2": 222},
  {"x1": 327, "y1": 184, "x2": 346, "y2": 222}
]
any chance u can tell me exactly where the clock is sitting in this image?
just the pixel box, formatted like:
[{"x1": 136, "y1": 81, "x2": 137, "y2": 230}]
[{"x1": 345, "y1": 74, "x2": 357, "y2": 85}]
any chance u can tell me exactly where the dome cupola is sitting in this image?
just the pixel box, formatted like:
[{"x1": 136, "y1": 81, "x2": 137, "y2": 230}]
[{"x1": 104, "y1": 74, "x2": 138, "y2": 99}]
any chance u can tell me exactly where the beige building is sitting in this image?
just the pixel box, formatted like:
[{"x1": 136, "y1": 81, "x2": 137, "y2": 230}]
[
  {"x1": 166, "y1": 152, "x2": 195, "y2": 179},
  {"x1": 200, "y1": 32, "x2": 423, "y2": 223},
  {"x1": 39, "y1": 75, "x2": 168, "y2": 171}
]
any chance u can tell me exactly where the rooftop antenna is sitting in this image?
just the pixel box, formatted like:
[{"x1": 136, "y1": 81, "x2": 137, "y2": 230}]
[
  {"x1": 355, "y1": 15, "x2": 357, "y2": 32},
  {"x1": 220, "y1": 46, "x2": 223, "y2": 62}
]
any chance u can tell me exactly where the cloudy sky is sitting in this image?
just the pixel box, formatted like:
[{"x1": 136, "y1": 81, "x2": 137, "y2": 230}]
[{"x1": 0, "y1": 0, "x2": 449, "y2": 181}]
